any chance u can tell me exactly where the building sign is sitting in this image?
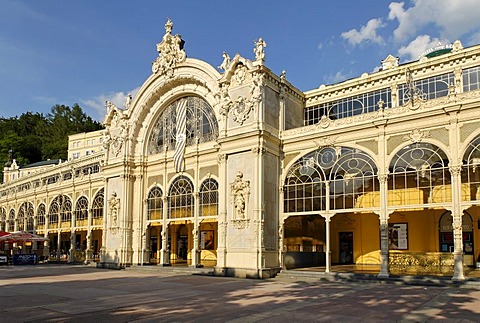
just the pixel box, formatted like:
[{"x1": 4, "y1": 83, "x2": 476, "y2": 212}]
[
  {"x1": 419, "y1": 43, "x2": 453, "y2": 59},
  {"x1": 389, "y1": 223, "x2": 408, "y2": 250}
]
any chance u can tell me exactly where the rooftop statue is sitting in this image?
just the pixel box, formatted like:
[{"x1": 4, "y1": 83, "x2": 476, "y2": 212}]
[{"x1": 152, "y1": 18, "x2": 186, "y2": 77}]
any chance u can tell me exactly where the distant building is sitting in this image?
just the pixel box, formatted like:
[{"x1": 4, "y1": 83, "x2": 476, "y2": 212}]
[{"x1": 1, "y1": 20, "x2": 479, "y2": 280}]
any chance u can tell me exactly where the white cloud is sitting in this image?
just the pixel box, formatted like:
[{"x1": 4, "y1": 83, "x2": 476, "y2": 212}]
[
  {"x1": 389, "y1": 0, "x2": 480, "y2": 42},
  {"x1": 81, "y1": 87, "x2": 140, "y2": 121},
  {"x1": 341, "y1": 18, "x2": 385, "y2": 46},
  {"x1": 397, "y1": 35, "x2": 447, "y2": 61},
  {"x1": 323, "y1": 70, "x2": 352, "y2": 84}
]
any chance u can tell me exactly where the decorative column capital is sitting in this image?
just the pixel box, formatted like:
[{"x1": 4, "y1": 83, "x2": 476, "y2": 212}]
[
  {"x1": 377, "y1": 173, "x2": 389, "y2": 183},
  {"x1": 449, "y1": 164, "x2": 462, "y2": 176}
]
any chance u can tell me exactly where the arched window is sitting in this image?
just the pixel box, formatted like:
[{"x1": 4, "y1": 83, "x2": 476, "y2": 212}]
[
  {"x1": 284, "y1": 147, "x2": 378, "y2": 212},
  {"x1": 8, "y1": 209, "x2": 15, "y2": 232},
  {"x1": 199, "y1": 178, "x2": 218, "y2": 217},
  {"x1": 147, "y1": 187, "x2": 163, "y2": 221},
  {"x1": 37, "y1": 204, "x2": 46, "y2": 226},
  {"x1": 91, "y1": 189, "x2": 104, "y2": 223},
  {"x1": 438, "y1": 211, "x2": 474, "y2": 255},
  {"x1": 26, "y1": 202, "x2": 34, "y2": 232},
  {"x1": 462, "y1": 134, "x2": 480, "y2": 201},
  {"x1": 17, "y1": 204, "x2": 25, "y2": 231},
  {"x1": 0, "y1": 207, "x2": 6, "y2": 231},
  {"x1": 389, "y1": 142, "x2": 450, "y2": 205},
  {"x1": 75, "y1": 196, "x2": 89, "y2": 222},
  {"x1": 148, "y1": 96, "x2": 218, "y2": 154},
  {"x1": 168, "y1": 176, "x2": 194, "y2": 219},
  {"x1": 61, "y1": 197, "x2": 72, "y2": 223}
]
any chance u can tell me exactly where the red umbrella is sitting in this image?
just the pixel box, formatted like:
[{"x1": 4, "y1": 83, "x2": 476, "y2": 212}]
[{"x1": 0, "y1": 231, "x2": 48, "y2": 242}]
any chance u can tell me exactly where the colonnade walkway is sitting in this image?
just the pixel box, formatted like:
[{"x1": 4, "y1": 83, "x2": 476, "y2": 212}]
[{"x1": 1, "y1": 264, "x2": 480, "y2": 322}]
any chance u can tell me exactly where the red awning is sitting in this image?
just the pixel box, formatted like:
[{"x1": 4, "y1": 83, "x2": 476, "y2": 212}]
[{"x1": 0, "y1": 231, "x2": 48, "y2": 243}]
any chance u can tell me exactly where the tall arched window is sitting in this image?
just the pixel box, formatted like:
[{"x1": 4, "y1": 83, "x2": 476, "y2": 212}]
[
  {"x1": 148, "y1": 96, "x2": 218, "y2": 154},
  {"x1": 8, "y1": 209, "x2": 15, "y2": 232},
  {"x1": 147, "y1": 187, "x2": 163, "y2": 221},
  {"x1": 389, "y1": 142, "x2": 450, "y2": 206},
  {"x1": 0, "y1": 207, "x2": 6, "y2": 231},
  {"x1": 462, "y1": 134, "x2": 480, "y2": 201},
  {"x1": 199, "y1": 178, "x2": 218, "y2": 217},
  {"x1": 25, "y1": 202, "x2": 34, "y2": 232},
  {"x1": 61, "y1": 197, "x2": 72, "y2": 223},
  {"x1": 37, "y1": 204, "x2": 46, "y2": 227},
  {"x1": 17, "y1": 204, "x2": 25, "y2": 231},
  {"x1": 75, "y1": 197, "x2": 89, "y2": 222},
  {"x1": 284, "y1": 147, "x2": 378, "y2": 212},
  {"x1": 168, "y1": 176, "x2": 194, "y2": 219},
  {"x1": 91, "y1": 189, "x2": 104, "y2": 224}
]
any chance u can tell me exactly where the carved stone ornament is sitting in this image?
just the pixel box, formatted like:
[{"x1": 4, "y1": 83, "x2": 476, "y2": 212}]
[
  {"x1": 108, "y1": 192, "x2": 120, "y2": 234},
  {"x1": 232, "y1": 96, "x2": 253, "y2": 125},
  {"x1": 313, "y1": 136, "x2": 337, "y2": 148},
  {"x1": 103, "y1": 101, "x2": 129, "y2": 158},
  {"x1": 253, "y1": 37, "x2": 266, "y2": 62},
  {"x1": 402, "y1": 129, "x2": 431, "y2": 143},
  {"x1": 152, "y1": 18, "x2": 186, "y2": 77},
  {"x1": 218, "y1": 51, "x2": 231, "y2": 71},
  {"x1": 230, "y1": 171, "x2": 250, "y2": 229},
  {"x1": 217, "y1": 83, "x2": 232, "y2": 117},
  {"x1": 234, "y1": 64, "x2": 247, "y2": 84}
]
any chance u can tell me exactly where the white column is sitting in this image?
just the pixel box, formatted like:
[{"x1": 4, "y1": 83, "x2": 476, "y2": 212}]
[
  {"x1": 216, "y1": 153, "x2": 228, "y2": 269},
  {"x1": 378, "y1": 173, "x2": 390, "y2": 278},
  {"x1": 449, "y1": 165, "x2": 465, "y2": 281}
]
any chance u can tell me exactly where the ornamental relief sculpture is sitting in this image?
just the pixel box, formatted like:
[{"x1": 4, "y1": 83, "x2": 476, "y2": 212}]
[
  {"x1": 152, "y1": 18, "x2": 186, "y2": 78},
  {"x1": 108, "y1": 192, "x2": 120, "y2": 234},
  {"x1": 230, "y1": 171, "x2": 250, "y2": 229},
  {"x1": 103, "y1": 101, "x2": 129, "y2": 158}
]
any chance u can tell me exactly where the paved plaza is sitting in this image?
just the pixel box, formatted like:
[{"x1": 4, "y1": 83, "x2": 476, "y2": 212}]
[{"x1": 1, "y1": 265, "x2": 480, "y2": 322}]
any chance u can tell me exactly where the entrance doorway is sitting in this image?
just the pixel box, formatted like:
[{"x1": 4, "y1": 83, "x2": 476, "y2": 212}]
[
  {"x1": 339, "y1": 232, "x2": 353, "y2": 264},
  {"x1": 177, "y1": 225, "x2": 188, "y2": 261}
]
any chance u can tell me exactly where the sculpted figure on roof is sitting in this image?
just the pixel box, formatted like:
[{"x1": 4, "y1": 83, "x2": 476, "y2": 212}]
[{"x1": 152, "y1": 18, "x2": 186, "y2": 77}]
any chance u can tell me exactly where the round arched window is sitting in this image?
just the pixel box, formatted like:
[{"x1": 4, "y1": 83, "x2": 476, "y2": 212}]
[{"x1": 148, "y1": 96, "x2": 218, "y2": 155}]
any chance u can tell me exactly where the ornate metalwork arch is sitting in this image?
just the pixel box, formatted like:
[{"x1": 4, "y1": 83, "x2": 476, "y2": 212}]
[
  {"x1": 75, "y1": 196, "x2": 89, "y2": 221},
  {"x1": 148, "y1": 96, "x2": 218, "y2": 155},
  {"x1": 284, "y1": 147, "x2": 378, "y2": 212},
  {"x1": 91, "y1": 189, "x2": 104, "y2": 220},
  {"x1": 462, "y1": 134, "x2": 480, "y2": 201},
  {"x1": 200, "y1": 178, "x2": 218, "y2": 217},
  {"x1": 147, "y1": 186, "x2": 163, "y2": 221},
  {"x1": 389, "y1": 142, "x2": 450, "y2": 205},
  {"x1": 168, "y1": 175, "x2": 194, "y2": 219}
]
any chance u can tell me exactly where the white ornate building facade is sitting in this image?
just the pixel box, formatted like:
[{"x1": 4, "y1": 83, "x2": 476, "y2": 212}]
[{"x1": 1, "y1": 20, "x2": 480, "y2": 280}]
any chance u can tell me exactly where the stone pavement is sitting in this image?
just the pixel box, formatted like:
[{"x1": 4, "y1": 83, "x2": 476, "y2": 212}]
[{"x1": 1, "y1": 265, "x2": 480, "y2": 322}]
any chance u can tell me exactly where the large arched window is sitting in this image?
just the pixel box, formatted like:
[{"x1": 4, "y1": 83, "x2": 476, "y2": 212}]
[
  {"x1": 48, "y1": 195, "x2": 72, "y2": 226},
  {"x1": 0, "y1": 207, "x2": 6, "y2": 231},
  {"x1": 389, "y1": 142, "x2": 450, "y2": 206},
  {"x1": 462, "y1": 134, "x2": 480, "y2": 201},
  {"x1": 91, "y1": 189, "x2": 104, "y2": 224},
  {"x1": 37, "y1": 204, "x2": 46, "y2": 226},
  {"x1": 17, "y1": 202, "x2": 33, "y2": 231},
  {"x1": 75, "y1": 197, "x2": 89, "y2": 222},
  {"x1": 147, "y1": 187, "x2": 163, "y2": 221},
  {"x1": 284, "y1": 147, "x2": 378, "y2": 213},
  {"x1": 148, "y1": 96, "x2": 218, "y2": 154},
  {"x1": 61, "y1": 197, "x2": 72, "y2": 223},
  {"x1": 168, "y1": 176, "x2": 194, "y2": 219},
  {"x1": 8, "y1": 209, "x2": 15, "y2": 232},
  {"x1": 199, "y1": 178, "x2": 218, "y2": 217}
]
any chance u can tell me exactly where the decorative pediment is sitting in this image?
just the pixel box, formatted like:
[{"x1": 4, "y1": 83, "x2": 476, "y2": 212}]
[
  {"x1": 218, "y1": 53, "x2": 254, "y2": 84},
  {"x1": 381, "y1": 54, "x2": 399, "y2": 70}
]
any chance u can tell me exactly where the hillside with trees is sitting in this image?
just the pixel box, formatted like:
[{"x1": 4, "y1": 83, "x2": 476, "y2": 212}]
[{"x1": 0, "y1": 104, "x2": 103, "y2": 182}]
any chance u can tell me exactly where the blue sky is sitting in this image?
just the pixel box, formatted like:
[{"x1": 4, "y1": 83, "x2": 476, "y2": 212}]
[{"x1": 1, "y1": 0, "x2": 480, "y2": 121}]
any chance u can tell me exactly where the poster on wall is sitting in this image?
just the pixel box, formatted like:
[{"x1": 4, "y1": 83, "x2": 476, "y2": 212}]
[
  {"x1": 200, "y1": 230, "x2": 215, "y2": 250},
  {"x1": 389, "y1": 223, "x2": 408, "y2": 250}
]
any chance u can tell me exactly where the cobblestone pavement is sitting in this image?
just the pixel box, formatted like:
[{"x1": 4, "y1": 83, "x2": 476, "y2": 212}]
[{"x1": 1, "y1": 265, "x2": 479, "y2": 322}]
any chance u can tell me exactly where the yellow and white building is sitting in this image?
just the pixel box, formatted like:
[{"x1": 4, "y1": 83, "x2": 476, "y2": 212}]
[{"x1": 1, "y1": 19, "x2": 480, "y2": 280}]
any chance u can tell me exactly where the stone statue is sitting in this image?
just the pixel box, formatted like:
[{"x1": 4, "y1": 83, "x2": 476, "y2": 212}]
[
  {"x1": 152, "y1": 18, "x2": 186, "y2": 76},
  {"x1": 254, "y1": 38, "x2": 266, "y2": 61},
  {"x1": 218, "y1": 51, "x2": 230, "y2": 71},
  {"x1": 230, "y1": 171, "x2": 250, "y2": 220},
  {"x1": 108, "y1": 192, "x2": 120, "y2": 227},
  {"x1": 125, "y1": 93, "x2": 133, "y2": 109}
]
